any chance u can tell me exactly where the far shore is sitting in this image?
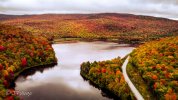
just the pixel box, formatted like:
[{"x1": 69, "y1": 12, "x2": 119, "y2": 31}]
[{"x1": 52, "y1": 37, "x2": 141, "y2": 47}]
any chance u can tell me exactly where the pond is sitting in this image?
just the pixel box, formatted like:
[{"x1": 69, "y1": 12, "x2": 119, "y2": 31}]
[{"x1": 14, "y1": 41, "x2": 134, "y2": 100}]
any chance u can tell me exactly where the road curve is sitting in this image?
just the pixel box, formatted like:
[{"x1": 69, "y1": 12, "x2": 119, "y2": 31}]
[{"x1": 121, "y1": 56, "x2": 144, "y2": 100}]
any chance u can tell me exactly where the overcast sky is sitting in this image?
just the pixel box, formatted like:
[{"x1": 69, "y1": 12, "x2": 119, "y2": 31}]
[{"x1": 0, "y1": 0, "x2": 178, "y2": 20}]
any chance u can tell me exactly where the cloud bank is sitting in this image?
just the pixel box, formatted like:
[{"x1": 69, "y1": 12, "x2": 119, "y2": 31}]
[{"x1": 0, "y1": 0, "x2": 178, "y2": 19}]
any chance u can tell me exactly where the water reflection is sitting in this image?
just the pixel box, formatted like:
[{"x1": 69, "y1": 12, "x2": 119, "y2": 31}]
[
  {"x1": 17, "y1": 64, "x2": 56, "y2": 79},
  {"x1": 81, "y1": 74, "x2": 120, "y2": 100},
  {"x1": 14, "y1": 41, "x2": 134, "y2": 100},
  {"x1": 10, "y1": 64, "x2": 56, "y2": 88}
]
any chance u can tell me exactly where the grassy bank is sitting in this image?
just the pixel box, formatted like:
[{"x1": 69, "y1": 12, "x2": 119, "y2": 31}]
[{"x1": 127, "y1": 61, "x2": 155, "y2": 100}]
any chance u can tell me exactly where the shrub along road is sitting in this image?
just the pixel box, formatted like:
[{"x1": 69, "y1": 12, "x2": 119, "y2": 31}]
[{"x1": 121, "y1": 56, "x2": 144, "y2": 100}]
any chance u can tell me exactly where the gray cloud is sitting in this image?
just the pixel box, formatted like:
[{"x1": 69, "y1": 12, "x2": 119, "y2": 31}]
[{"x1": 0, "y1": 0, "x2": 178, "y2": 20}]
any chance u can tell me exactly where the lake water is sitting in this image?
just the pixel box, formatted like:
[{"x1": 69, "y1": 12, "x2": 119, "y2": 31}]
[{"x1": 14, "y1": 41, "x2": 134, "y2": 100}]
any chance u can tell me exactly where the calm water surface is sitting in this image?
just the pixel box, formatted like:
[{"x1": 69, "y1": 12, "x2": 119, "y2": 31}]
[{"x1": 15, "y1": 41, "x2": 134, "y2": 100}]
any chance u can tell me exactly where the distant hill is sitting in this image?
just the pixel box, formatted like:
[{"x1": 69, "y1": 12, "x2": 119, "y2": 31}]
[
  {"x1": 0, "y1": 14, "x2": 21, "y2": 21},
  {"x1": 1, "y1": 13, "x2": 178, "y2": 44}
]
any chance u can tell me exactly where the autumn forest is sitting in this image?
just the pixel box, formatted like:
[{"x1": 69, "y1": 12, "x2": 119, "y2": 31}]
[{"x1": 0, "y1": 13, "x2": 177, "y2": 100}]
